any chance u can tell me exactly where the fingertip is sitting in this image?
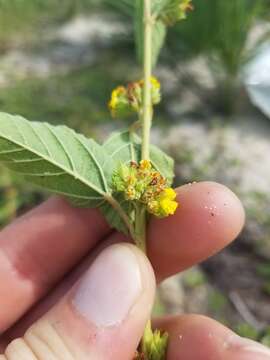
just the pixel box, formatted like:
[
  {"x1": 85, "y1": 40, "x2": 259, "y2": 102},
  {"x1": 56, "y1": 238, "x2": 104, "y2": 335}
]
[
  {"x1": 177, "y1": 181, "x2": 245, "y2": 241},
  {"x1": 148, "y1": 181, "x2": 245, "y2": 280},
  {"x1": 154, "y1": 315, "x2": 270, "y2": 360},
  {"x1": 154, "y1": 314, "x2": 233, "y2": 360}
]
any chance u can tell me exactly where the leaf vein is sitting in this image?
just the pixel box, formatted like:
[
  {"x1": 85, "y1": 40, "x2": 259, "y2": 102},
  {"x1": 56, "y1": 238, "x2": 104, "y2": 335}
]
[
  {"x1": 74, "y1": 134, "x2": 109, "y2": 193},
  {"x1": 44, "y1": 123, "x2": 76, "y2": 173},
  {"x1": 2, "y1": 158, "x2": 43, "y2": 163},
  {"x1": 13, "y1": 117, "x2": 27, "y2": 144},
  {"x1": 0, "y1": 134, "x2": 106, "y2": 197},
  {"x1": 27, "y1": 121, "x2": 53, "y2": 157},
  {"x1": 21, "y1": 171, "x2": 66, "y2": 176},
  {"x1": 0, "y1": 148, "x2": 25, "y2": 155}
]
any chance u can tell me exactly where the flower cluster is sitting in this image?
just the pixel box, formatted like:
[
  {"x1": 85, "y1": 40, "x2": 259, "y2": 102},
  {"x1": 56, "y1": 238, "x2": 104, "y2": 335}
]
[
  {"x1": 160, "y1": 0, "x2": 193, "y2": 26},
  {"x1": 108, "y1": 77, "x2": 161, "y2": 118},
  {"x1": 112, "y1": 160, "x2": 178, "y2": 218}
]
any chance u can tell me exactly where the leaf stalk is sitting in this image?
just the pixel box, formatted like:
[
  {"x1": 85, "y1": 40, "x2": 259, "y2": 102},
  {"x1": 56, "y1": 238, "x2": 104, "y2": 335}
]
[{"x1": 104, "y1": 194, "x2": 134, "y2": 235}]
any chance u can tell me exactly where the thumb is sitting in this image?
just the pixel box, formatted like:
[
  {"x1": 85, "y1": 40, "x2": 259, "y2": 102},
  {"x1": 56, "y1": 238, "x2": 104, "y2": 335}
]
[{"x1": 2, "y1": 244, "x2": 156, "y2": 360}]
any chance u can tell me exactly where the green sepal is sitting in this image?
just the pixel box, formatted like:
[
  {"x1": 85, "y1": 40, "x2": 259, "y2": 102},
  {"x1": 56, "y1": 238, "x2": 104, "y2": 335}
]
[{"x1": 140, "y1": 321, "x2": 169, "y2": 360}]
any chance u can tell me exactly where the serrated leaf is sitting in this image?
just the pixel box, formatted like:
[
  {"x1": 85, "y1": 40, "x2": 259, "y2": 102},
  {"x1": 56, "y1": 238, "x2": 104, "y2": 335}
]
[
  {"x1": 103, "y1": 130, "x2": 174, "y2": 185},
  {"x1": 135, "y1": 0, "x2": 167, "y2": 67},
  {"x1": 0, "y1": 112, "x2": 113, "y2": 207},
  {"x1": 150, "y1": 143, "x2": 174, "y2": 185}
]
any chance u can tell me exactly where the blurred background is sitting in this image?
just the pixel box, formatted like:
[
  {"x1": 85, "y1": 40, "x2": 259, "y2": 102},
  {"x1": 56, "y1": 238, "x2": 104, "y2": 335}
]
[{"x1": 0, "y1": 0, "x2": 270, "y2": 345}]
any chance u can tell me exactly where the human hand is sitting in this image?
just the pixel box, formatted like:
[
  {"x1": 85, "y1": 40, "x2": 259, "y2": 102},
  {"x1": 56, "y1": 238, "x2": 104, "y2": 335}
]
[{"x1": 0, "y1": 181, "x2": 269, "y2": 359}]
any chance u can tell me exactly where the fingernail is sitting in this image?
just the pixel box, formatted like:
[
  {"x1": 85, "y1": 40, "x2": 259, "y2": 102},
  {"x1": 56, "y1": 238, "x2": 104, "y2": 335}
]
[
  {"x1": 227, "y1": 335, "x2": 270, "y2": 358},
  {"x1": 72, "y1": 245, "x2": 142, "y2": 327}
]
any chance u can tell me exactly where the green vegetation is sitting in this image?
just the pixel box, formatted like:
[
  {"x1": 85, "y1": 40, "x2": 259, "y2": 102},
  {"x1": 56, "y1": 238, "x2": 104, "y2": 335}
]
[
  {"x1": 0, "y1": 63, "x2": 123, "y2": 133},
  {"x1": 235, "y1": 323, "x2": 260, "y2": 340},
  {"x1": 0, "y1": 0, "x2": 105, "y2": 52},
  {"x1": 167, "y1": 0, "x2": 270, "y2": 113},
  {"x1": 236, "y1": 324, "x2": 270, "y2": 347},
  {"x1": 183, "y1": 268, "x2": 206, "y2": 288}
]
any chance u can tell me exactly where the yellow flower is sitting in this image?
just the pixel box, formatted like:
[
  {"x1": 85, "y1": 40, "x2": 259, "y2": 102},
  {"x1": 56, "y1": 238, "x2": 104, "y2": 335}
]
[
  {"x1": 146, "y1": 187, "x2": 178, "y2": 217},
  {"x1": 162, "y1": 187, "x2": 177, "y2": 200},
  {"x1": 159, "y1": 198, "x2": 178, "y2": 215},
  {"x1": 112, "y1": 161, "x2": 177, "y2": 218},
  {"x1": 108, "y1": 77, "x2": 161, "y2": 118},
  {"x1": 109, "y1": 86, "x2": 126, "y2": 110},
  {"x1": 139, "y1": 76, "x2": 160, "y2": 88},
  {"x1": 158, "y1": 187, "x2": 178, "y2": 216},
  {"x1": 108, "y1": 86, "x2": 136, "y2": 118},
  {"x1": 150, "y1": 76, "x2": 161, "y2": 90},
  {"x1": 139, "y1": 159, "x2": 152, "y2": 170}
]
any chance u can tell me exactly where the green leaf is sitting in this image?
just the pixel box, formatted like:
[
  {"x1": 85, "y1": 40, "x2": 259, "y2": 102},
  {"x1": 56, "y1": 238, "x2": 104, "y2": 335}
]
[
  {"x1": 103, "y1": 130, "x2": 175, "y2": 185},
  {"x1": 0, "y1": 112, "x2": 113, "y2": 208},
  {"x1": 99, "y1": 194, "x2": 134, "y2": 235},
  {"x1": 152, "y1": 0, "x2": 171, "y2": 15},
  {"x1": 135, "y1": 0, "x2": 167, "y2": 67},
  {"x1": 150, "y1": 143, "x2": 174, "y2": 185}
]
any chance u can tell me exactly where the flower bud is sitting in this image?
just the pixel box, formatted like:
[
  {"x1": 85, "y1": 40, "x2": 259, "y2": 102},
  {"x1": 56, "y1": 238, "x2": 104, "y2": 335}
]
[
  {"x1": 160, "y1": 0, "x2": 193, "y2": 26},
  {"x1": 108, "y1": 77, "x2": 161, "y2": 119},
  {"x1": 139, "y1": 77, "x2": 161, "y2": 105},
  {"x1": 108, "y1": 86, "x2": 136, "y2": 118},
  {"x1": 112, "y1": 161, "x2": 178, "y2": 218}
]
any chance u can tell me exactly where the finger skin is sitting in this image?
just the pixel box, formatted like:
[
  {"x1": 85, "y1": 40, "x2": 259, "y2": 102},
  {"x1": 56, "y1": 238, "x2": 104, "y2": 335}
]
[
  {"x1": 2, "y1": 244, "x2": 156, "y2": 360},
  {"x1": 155, "y1": 315, "x2": 270, "y2": 360},
  {"x1": 148, "y1": 181, "x2": 245, "y2": 280},
  {"x1": 0, "y1": 197, "x2": 110, "y2": 333},
  {"x1": 0, "y1": 181, "x2": 244, "y2": 337}
]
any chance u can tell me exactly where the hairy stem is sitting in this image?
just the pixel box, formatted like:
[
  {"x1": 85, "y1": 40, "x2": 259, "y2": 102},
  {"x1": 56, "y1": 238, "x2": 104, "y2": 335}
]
[
  {"x1": 141, "y1": 0, "x2": 153, "y2": 160},
  {"x1": 139, "y1": 2, "x2": 154, "y2": 356},
  {"x1": 134, "y1": 204, "x2": 146, "y2": 253}
]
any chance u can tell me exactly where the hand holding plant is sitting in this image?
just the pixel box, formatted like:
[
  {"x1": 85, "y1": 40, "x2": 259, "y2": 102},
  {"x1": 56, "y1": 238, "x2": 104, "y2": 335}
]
[{"x1": 0, "y1": 1, "x2": 268, "y2": 359}]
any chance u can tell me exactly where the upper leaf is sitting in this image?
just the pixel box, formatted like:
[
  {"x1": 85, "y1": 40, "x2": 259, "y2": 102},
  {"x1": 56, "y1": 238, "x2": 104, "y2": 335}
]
[
  {"x1": 103, "y1": 130, "x2": 174, "y2": 185},
  {"x1": 0, "y1": 112, "x2": 113, "y2": 207}
]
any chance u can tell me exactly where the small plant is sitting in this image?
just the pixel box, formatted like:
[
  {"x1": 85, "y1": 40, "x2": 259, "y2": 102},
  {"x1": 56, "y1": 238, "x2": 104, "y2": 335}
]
[{"x1": 0, "y1": 1, "x2": 193, "y2": 358}]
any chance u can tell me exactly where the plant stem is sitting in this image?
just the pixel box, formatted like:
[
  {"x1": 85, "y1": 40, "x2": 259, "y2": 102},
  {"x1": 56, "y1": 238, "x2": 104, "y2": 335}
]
[
  {"x1": 104, "y1": 194, "x2": 134, "y2": 235},
  {"x1": 138, "y1": 2, "x2": 155, "y2": 357},
  {"x1": 136, "y1": 0, "x2": 153, "y2": 253},
  {"x1": 134, "y1": 204, "x2": 146, "y2": 253},
  {"x1": 141, "y1": 0, "x2": 153, "y2": 160}
]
